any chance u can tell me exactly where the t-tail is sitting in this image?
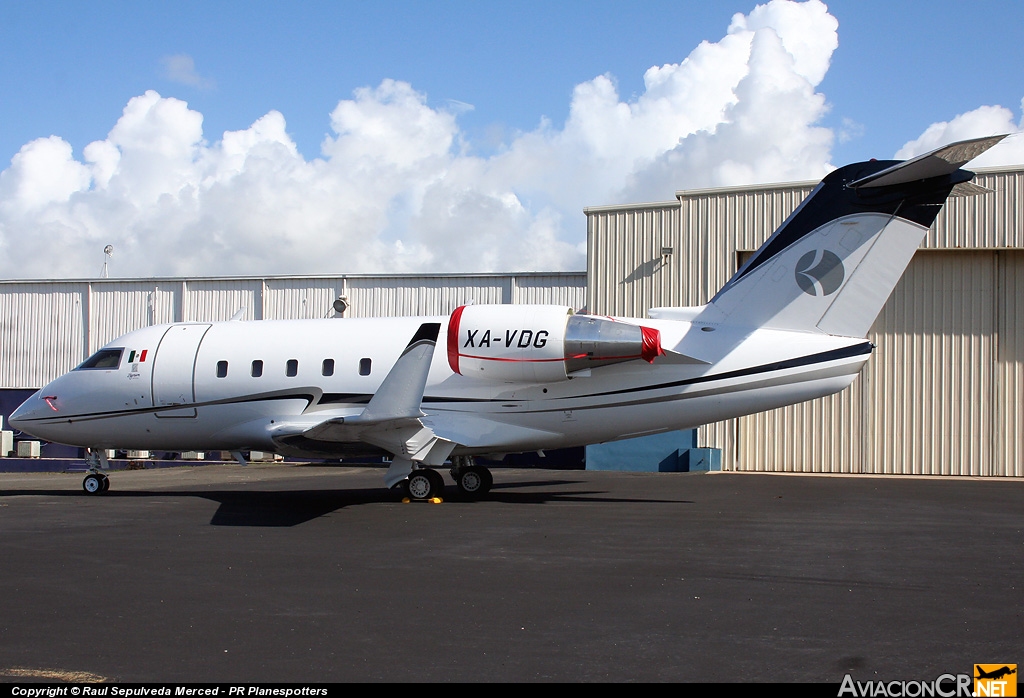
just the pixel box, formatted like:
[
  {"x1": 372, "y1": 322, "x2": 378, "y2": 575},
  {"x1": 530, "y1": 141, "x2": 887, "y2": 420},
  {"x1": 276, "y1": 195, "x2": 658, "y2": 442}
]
[{"x1": 668, "y1": 135, "x2": 1008, "y2": 338}]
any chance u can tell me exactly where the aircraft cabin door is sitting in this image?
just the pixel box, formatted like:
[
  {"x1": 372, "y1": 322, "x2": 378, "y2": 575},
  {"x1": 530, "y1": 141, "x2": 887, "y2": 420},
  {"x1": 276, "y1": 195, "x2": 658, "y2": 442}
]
[{"x1": 151, "y1": 323, "x2": 212, "y2": 418}]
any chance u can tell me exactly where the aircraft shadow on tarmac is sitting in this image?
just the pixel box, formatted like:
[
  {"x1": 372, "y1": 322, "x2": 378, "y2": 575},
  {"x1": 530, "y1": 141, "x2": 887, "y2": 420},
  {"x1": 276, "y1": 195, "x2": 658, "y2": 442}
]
[{"x1": 0, "y1": 481, "x2": 692, "y2": 527}]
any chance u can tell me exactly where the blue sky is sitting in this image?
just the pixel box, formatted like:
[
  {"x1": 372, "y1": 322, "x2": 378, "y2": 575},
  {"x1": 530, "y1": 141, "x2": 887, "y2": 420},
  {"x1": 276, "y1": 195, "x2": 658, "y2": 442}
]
[
  {"x1": 1, "y1": 0, "x2": 1022, "y2": 278},
  {"x1": 4, "y1": 1, "x2": 1021, "y2": 164}
]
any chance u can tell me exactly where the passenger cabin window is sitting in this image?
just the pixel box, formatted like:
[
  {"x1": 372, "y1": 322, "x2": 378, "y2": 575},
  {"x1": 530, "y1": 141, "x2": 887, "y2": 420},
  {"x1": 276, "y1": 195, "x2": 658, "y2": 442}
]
[
  {"x1": 216, "y1": 361, "x2": 228, "y2": 378},
  {"x1": 77, "y1": 348, "x2": 123, "y2": 370},
  {"x1": 286, "y1": 359, "x2": 298, "y2": 377},
  {"x1": 359, "y1": 358, "x2": 372, "y2": 376},
  {"x1": 322, "y1": 359, "x2": 335, "y2": 377},
  {"x1": 251, "y1": 360, "x2": 263, "y2": 377}
]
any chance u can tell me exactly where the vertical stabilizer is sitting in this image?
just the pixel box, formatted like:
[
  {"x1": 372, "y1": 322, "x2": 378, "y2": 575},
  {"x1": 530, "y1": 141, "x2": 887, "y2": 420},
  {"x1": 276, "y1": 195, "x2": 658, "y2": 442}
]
[{"x1": 706, "y1": 135, "x2": 1007, "y2": 337}]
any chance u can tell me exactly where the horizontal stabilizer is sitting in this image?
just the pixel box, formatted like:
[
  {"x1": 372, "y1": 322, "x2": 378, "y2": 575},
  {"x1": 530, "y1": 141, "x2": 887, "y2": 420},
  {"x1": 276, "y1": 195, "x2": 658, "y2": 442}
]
[
  {"x1": 848, "y1": 134, "x2": 1007, "y2": 189},
  {"x1": 948, "y1": 181, "x2": 994, "y2": 197}
]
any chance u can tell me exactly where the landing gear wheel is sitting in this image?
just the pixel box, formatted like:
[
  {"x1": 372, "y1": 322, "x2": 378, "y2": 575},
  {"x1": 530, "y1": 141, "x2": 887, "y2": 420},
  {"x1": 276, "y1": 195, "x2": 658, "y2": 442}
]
[
  {"x1": 83, "y1": 473, "x2": 108, "y2": 495},
  {"x1": 456, "y1": 466, "x2": 492, "y2": 497},
  {"x1": 406, "y1": 469, "x2": 442, "y2": 501},
  {"x1": 424, "y1": 468, "x2": 444, "y2": 496}
]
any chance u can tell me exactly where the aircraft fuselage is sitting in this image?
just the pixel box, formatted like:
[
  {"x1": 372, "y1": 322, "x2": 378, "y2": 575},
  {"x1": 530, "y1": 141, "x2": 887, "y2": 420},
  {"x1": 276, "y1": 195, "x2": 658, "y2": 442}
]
[{"x1": 10, "y1": 314, "x2": 869, "y2": 457}]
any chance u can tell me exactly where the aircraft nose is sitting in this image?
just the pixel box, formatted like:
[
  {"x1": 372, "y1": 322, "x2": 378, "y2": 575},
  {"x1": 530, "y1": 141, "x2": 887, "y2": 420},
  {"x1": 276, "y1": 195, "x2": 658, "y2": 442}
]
[{"x1": 8, "y1": 390, "x2": 54, "y2": 430}]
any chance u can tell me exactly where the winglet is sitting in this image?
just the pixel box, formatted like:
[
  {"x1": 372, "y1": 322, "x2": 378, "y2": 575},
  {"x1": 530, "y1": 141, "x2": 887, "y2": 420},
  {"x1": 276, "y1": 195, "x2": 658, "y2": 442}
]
[{"x1": 354, "y1": 322, "x2": 441, "y2": 423}]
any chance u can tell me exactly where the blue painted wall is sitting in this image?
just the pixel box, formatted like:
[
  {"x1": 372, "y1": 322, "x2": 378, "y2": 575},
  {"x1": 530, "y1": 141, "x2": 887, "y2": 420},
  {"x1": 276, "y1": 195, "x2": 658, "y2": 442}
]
[{"x1": 585, "y1": 429, "x2": 698, "y2": 472}]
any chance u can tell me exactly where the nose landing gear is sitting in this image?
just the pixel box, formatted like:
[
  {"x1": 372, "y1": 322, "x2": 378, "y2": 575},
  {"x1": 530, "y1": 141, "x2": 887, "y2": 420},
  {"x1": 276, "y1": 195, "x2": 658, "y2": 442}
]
[
  {"x1": 82, "y1": 449, "x2": 111, "y2": 495},
  {"x1": 83, "y1": 472, "x2": 109, "y2": 494}
]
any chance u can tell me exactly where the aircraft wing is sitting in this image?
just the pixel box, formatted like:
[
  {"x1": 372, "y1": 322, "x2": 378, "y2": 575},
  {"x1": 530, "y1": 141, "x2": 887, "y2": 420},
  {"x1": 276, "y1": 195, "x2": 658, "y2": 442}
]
[
  {"x1": 299, "y1": 322, "x2": 456, "y2": 465},
  {"x1": 267, "y1": 319, "x2": 568, "y2": 468}
]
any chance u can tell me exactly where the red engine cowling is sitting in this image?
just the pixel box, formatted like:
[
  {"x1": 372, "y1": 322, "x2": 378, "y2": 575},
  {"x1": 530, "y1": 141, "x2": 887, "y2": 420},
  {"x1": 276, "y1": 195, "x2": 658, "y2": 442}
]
[{"x1": 447, "y1": 304, "x2": 664, "y2": 383}]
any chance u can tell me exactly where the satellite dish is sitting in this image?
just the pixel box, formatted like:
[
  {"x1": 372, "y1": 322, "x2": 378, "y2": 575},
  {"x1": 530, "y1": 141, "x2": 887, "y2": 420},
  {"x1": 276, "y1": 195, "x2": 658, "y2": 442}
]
[
  {"x1": 103, "y1": 244, "x2": 114, "y2": 257},
  {"x1": 332, "y1": 296, "x2": 350, "y2": 315}
]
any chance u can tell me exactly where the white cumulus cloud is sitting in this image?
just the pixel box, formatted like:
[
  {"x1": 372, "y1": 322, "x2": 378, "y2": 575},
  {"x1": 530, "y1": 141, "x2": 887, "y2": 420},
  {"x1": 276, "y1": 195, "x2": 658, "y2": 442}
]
[
  {"x1": 1, "y1": 0, "x2": 1020, "y2": 281},
  {"x1": 895, "y1": 100, "x2": 1024, "y2": 166}
]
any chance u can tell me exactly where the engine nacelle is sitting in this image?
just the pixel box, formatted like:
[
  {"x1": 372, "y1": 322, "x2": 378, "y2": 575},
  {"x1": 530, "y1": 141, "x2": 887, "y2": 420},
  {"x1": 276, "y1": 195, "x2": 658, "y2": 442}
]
[{"x1": 447, "y1": 304, "x2": 664, "y2": 383}]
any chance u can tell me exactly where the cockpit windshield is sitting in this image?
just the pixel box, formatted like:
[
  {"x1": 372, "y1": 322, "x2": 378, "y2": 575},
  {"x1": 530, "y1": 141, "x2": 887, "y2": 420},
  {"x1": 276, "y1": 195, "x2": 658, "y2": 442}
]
[{"x1": 76, "y1": 348, "x2": 124, "y2": 370}]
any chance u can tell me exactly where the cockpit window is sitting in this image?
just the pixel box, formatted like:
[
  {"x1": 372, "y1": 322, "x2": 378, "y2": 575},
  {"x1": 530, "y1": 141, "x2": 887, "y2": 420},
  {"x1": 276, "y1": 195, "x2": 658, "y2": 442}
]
[{"x1": 77, "y1": 348, "x2": 124, "y2": 370}]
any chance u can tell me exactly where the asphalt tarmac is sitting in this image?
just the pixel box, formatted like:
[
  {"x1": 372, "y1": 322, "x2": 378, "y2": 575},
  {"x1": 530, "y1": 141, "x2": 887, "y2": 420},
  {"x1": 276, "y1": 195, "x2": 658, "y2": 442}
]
[{"x1": 0, "y1": 465, "x2": 1020, "y2": 683}]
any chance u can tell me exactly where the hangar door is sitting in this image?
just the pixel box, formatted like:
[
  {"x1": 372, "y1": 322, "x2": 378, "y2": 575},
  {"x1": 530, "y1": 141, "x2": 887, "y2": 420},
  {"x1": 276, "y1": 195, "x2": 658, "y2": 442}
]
[{"x1": 735, "y1": 250, "x2": 1023, "y2": 477}]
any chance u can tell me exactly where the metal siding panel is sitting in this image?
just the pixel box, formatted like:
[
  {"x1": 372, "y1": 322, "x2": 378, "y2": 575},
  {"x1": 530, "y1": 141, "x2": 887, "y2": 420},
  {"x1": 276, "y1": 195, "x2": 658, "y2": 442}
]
[
  {"x1": 344, "y1": 277, "x2": 508, "y2": 317},
  {"x1": 0, "y1": 283, "x2": 86, "y2": 388},
  {"x1": 263, "y1": 279, "x2": 340, "y2": 320},
  {"x1": 510, "y1": 274, "x2": 587, "y2": 308},
  {"x1": 737, "y1": 385, "x2": 863, "y2": 473},
  {"x1": 88, "y1": 283, "x2": 164, "y2": 352},
  {"x1": 148, "y1": 285, "x2": 178, "y2": 326},
  {"x1": 185, "y1": 280, "x2": 260, "y2": 322},
  {"x1": 586, "y1": 203, "x2": 680, "y2": 316},
  {"x1": 865, "y1": 252, "x2": 995, "y2": 475},
  {"x1": 927, "y1": 169, "x2": 1024, "y2": 249},
  {"x1": 996, "y1": 251, "x2": 1024, "y2": 476}
]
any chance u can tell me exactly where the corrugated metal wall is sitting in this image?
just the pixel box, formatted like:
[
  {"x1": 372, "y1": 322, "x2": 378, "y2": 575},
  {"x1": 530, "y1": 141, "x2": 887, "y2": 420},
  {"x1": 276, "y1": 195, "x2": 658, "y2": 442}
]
[
  {"x1": 928, "y1": 169, "x2": 1024, "y2": 248},
  {"x1": 738, "y1": 251, "x2": 1023, "y2": 477},
  {"x1": 865, "y1": 252, "x2": 995, "y2": 476},
  {"x1": 344, "y1": 276, "x2": 509, "y2": 317},
  {"x1": 0, "y1": 283, "x2": 86, "y2": 390},
  {"x1": 997, "y1": 250, "x2": 1024, "y2": 476},
  {"x1": 586, "y1": 166, "x2": 1024, "y2": 477},
  {"x1": 0, "y1": 273, "x2": 586, "y2": 388},
  {"x1": 586, "y1": 202, "x2": 682, "y2": 316}
]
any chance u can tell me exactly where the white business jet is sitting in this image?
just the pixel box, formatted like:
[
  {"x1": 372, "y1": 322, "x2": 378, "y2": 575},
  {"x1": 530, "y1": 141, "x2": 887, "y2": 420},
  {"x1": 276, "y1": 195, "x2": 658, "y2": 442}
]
[{"x1": 9, "y1": 135, "x2": 1006, "y2": 499}]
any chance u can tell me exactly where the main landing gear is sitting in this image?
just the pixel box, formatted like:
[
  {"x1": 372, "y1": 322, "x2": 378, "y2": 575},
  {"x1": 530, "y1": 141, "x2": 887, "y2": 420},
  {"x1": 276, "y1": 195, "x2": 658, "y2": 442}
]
[
  {"x1": 82, "y1": 449, "x2": 110, "y2": 495},
  {"x1": 405, "y1": 467, "x2": 445, "y2": 500},
  {"x1": 449, "y1": 456, "x2": 493, "y2": 498},
  {"x1": 396, "y1": 457, "x2": 494, "y2": 502}
]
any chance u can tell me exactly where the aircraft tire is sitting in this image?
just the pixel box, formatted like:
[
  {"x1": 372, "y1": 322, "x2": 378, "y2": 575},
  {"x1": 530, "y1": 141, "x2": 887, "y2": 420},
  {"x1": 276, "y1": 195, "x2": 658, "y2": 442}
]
[
  {"x1": 406, "y1": 470, "x2": 440, "y2": 501},
  {"x1": 456, "y1": 466, "x2": 492, "y2": 497},
  {"x1": 424, "y1": 468, "x2": 444, "y2": 496},
  {"x1": 83, "y1": 473, "x2": 106, "y2": 495}
]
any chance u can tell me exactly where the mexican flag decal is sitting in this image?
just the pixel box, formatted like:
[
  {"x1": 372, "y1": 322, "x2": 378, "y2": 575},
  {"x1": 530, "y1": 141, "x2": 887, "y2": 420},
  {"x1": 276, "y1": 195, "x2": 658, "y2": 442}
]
[{"x1": 128, "y1": 350, "x2": 148, "y2": 363}]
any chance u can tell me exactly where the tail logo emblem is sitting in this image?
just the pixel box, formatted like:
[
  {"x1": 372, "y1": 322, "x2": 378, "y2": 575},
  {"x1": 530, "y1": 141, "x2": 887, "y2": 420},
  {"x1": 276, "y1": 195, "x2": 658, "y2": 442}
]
[{"x1": 795, "y1": 250, "x2": 844, "y2": 296}]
